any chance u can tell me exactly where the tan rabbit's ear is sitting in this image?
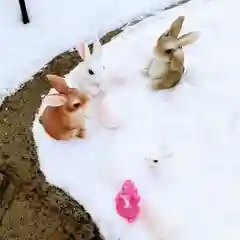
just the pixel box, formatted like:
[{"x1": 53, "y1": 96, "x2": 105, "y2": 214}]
[
  {"x1": 43, "y1": 94, "x2": 67, "y2": 107},
  {"x1": 159, "y1": 16, "x2": 185, "y2": 39},
  {"x1": 46, "y1": 74, "x2": 69, "y2": 94},
  {"x1": 177, "y1": 31, "x2": 200, "y2": 47},
  {"x1": 168, "y1": 16, "x2": 185, "y2": 37},
  {"x1": 159, "y1": 30, "x2": 170, "y2": 39}
]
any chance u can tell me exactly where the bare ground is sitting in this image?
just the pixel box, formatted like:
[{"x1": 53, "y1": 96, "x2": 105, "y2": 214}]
[
  {"x1": 0, "y1": 26, "x2": 121, "y2": 239},
  {"x1": 0, "y1": 49, "x2": 108, "y2": 240}
]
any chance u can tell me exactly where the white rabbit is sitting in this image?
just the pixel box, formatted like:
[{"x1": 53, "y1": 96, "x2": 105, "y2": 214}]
[{"x1": 66, "y1": 39, "x2": 106, "y2": 97}]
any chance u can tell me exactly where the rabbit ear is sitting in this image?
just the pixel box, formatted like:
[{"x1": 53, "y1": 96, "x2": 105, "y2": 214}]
[
  {"x1": 43, "y1": 94, "x2": 67, "y2": 107},
  {"x1": 168, "y1": 16, "x2": 185, "y2": 37},
  {"x1": 92, "y1": 38, "x2": 102, "y2": 59},
  {"x1": 177, "y1": 31, "x2": 200, "y2": 47},
  {"x1": 77, "y1": 42, "x2": 91, "y2": 61},
  {"x1": 46, "y1": 74, "x2": 69, "y2": 94}
]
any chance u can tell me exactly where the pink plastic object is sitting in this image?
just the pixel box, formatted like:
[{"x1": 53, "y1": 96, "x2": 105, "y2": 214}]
[{"x1": 115, "y1": 180, "x2": 141, "y2": 223}]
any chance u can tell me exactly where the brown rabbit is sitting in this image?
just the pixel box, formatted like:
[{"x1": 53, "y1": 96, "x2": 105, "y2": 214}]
[
  {"x1": 146, "y1": 16, "x2": 200, "y2": 90},
  {"x1": 39, "y1": 74, "x2": 90, "y2": 140}
]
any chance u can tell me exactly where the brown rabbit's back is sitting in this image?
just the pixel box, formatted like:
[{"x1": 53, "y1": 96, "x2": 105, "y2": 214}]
[{"x1": 40, "y1": 107, "x2": 81, "y2": 140}]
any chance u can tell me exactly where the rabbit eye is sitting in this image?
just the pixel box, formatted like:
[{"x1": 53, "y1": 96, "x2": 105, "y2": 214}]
[
  {"x1": 73, "y1": 103, "x2": 81, "y2": 109},
  {"x1": 153, "y1": 159, "x2": 159, "y2": 163},
  {"x1": 165, "y1": 49, "x2": 173, "y2": 54},
  {"x1": 88, "y1": 69, "x2": 95, "y2": 75}
]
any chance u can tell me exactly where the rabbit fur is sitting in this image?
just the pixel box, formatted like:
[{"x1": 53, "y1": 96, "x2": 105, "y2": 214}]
[
  {"x1": 67, "y1": 39, "x2": 106, "y2": 97},
  {"x1": 146, "y1": 16, "x2": 200, "y2": 90},
  {"x1": 39, "y1": 74, "x2": 90, "y2": 140}
]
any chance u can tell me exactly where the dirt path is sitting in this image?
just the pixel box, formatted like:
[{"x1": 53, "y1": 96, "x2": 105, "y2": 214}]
[
  {"x1": 0, "y1": 25, "x2": 121, "y2": 238},
  {"x1": 0, "y1": 49, "x2": 105, "y2": 240}
]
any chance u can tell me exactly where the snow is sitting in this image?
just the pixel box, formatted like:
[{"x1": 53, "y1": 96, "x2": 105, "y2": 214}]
[
  {"x1": 33, "y1": 0, "x2": 240, "y2": 239},
  {"x1": 0, "y1": 0, "x2": 179, "y2": 103}
]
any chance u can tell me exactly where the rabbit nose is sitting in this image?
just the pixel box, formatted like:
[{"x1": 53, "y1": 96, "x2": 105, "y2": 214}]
[{"x1": 73, "y1": 102, "x2": 81, "y2": 109}]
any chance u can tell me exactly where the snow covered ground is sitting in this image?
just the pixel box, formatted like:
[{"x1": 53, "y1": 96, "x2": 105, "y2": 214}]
[
  {"x1": 33, "y1": 0, "x2": 240, "y2": 239},
  {"x1": 0, "y1": 0, "x2": 180, "y2": 103}
]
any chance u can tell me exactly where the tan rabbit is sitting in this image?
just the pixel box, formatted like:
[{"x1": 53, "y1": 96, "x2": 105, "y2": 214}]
[
  {"x1": 39, "y1": 74, "x2": 90, "y2": 140},
  {"x1": 146, "y1": 16, "x2": 200, "y2": 90}
]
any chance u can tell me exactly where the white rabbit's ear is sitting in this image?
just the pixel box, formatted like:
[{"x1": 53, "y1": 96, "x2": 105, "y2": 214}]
[
  {"x1": 177, "y1": 31, "x2": 200, "y2": 47},
  {"x1": 92, "y1": 39, "x2": 102, "y2": 59},
  {"x1": 43, "y1": 94, "x2": 67, "y2": 107},
  {"x1": 77, "y1": 42, "x2": 91, "y2": 61}
]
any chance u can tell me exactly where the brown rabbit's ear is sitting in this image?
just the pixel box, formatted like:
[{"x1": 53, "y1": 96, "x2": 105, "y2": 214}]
[
  {"x1": 43, "y1": 94, "x2": 67, "y2": 107},
  {"x1": 177, "y1": 31, "x2": 200, "y2": 47},
  {"x1": 168, "y1": 16, "x2": 185, "y2": 37},
  {"x1": 46, "y1": 74, "x2": 69, "y2": 94}
]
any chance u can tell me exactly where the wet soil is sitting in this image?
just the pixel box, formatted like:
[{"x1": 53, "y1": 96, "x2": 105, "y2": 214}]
[{"x1": 0, "y1": 35, "x2": 119, "y2": 239}]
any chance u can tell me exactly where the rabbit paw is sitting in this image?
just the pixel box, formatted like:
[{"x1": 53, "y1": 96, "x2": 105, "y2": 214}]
[
  {"x1": 88, "y1": 84, "x2": 102, "y2": 97},
  {"x1": 77, "y1": 128, "x2": 86, "y2": 138}
]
